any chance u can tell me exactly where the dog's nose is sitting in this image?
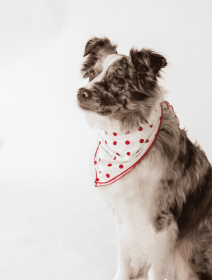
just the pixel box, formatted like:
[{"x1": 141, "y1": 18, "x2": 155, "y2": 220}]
[{"x1": 77, "y1": 88, "x2": 91, "y2": 100}]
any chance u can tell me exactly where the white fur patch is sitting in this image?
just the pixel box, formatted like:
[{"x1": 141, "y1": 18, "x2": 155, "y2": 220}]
[
  {"x1": 96, "y1": 149, "x2": 179, "y2": 279},
  {"x1": 85, "y1": 54, "x2": 122, "y2": 89}
]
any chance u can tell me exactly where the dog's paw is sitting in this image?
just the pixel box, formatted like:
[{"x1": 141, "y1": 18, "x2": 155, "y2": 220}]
[
  {"x1": 113, "y1": 272, "x2": 121, "y2": 280},
  {"x1": 134, "y1": 277, "x2": 148, "y2": 280},
  {"x1": 114, "y1": 277, "x2": 148, "y2": 280},
  {"x1": 113, "y1": 276, "x2": 120, "y2": 280},
  {"x1": 113, "y1": 273, "x2": 127, "y2": 280}
]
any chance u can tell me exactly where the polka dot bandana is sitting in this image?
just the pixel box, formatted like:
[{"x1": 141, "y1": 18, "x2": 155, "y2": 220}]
[{"x1": 94, "y1": 101, "x2": 178, "y2": 187}]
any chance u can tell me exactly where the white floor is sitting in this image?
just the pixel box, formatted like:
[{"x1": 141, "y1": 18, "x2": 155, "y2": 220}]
[{"x1": 0, "y1": 183, "x2": 120, "y2": 280}]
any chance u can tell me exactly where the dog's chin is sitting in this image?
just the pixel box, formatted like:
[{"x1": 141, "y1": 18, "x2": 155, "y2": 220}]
[
  {"x1": 79, "y1": 104, "x2": 90, "y2": 111},
  {"x1": 78, "y1": 103, "x2": 113, "y2": 117},
  {"x1": 78, "y1": 104, "x2": 98, "y2": 115}
]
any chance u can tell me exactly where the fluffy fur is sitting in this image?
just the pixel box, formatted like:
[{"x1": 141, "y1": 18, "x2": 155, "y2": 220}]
[{"x1": 77, "y1": 37, "x2": 212, "y2": 280}]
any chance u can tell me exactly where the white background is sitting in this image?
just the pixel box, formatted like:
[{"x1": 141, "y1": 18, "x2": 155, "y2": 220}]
[{"x1": 0, "y1": 1, "x2": 212, "y2": 279}]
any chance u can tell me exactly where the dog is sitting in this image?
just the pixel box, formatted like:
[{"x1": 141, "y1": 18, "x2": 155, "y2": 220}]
[{"x1": 77, "y1": 37, "x2": 212, "y2": 280}]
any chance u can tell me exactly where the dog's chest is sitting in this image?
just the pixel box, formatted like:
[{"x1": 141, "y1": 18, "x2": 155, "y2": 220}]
[
  {"x1": 97, "y1": 156, "x2": 162, "y2": 264},
  {"x1": 97, "y1": 154, "x2": 162, "y2": 233}
]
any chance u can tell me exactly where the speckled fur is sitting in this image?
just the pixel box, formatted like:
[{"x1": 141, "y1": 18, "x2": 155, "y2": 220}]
[{"x1": 77, "y1": 37, "x2": 212, "y2": 280}]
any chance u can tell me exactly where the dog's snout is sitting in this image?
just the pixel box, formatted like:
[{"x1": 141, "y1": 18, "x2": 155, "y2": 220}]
[{"x1": 77, "y1": 88, "x2": 91, "y2": 100}]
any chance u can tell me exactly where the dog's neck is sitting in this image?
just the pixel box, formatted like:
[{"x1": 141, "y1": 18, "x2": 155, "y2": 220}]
[{"x1": 101, "y1": 98, "x2": 163, "y2": 133}]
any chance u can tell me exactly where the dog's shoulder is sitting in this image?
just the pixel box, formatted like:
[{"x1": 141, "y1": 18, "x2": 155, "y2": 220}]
[{"x1": 154, "y1": 112, "x2": 212, "y2": 236}]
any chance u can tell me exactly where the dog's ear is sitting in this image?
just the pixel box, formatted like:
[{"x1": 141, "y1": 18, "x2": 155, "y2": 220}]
[
  {"x1": 129, "y1": 48, "x2": 167, "y2": 77},
  {"x1": 83, "y1": 37, "x2": 117, "y2": 57}
]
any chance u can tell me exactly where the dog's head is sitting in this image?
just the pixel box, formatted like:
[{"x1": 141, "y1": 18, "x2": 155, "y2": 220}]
[{"x1": 77, "y1": 37, "x2": 167, "y2": 129}]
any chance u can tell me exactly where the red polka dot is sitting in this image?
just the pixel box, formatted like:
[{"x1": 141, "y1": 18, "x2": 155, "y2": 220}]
[
  {"x1": 99, "y1": 141, "x2": 101, "y2": 145},
  {"x1": 96, "y1": 178, "x2": 99, "y2": 181},
  {"x1": 113, "y1": 141, "x2": 117, "y2": 145},
  {"x1": 125, "y1": 131, "x2": 129, "y2": 134},
  {"x1": 105, "y1": 140, "x2": 107, "y2": 144},
  {"x1": 125, "y1": 140, "x2": 130, "y2": 145},
  {"x1": 138, "y1": 127, "x2": 143, "y2": 131},
  {"x1": 108, "y1": 164, "x2": 112, "y2": 167},
  {"x1": 94, "y1": 161, "x2": 97, "y2": 165},
  {"x1": 114, "y1": 156, "x2": 116, "y2": 160},
  {"x1": 119, "y1": 164, "x2": 124, "y2": 169},
  {"x1": 113, "y1": 132, "x2": 117, "y2": 136},
  {"x1": 116, "y1": 153, "x2": 120, "y2": 156},
  {"x1": 99, "y1": 158, "x2": 101, "y2": 162},
  {"x1": 105, "y1": 131, "x2": 107, "y2": 134},
  {"x1": 146, "y1": 139, "x2": 149, "y2": 143},
  {"x1": 99, "y1": 171, "x2": 101, "y2": 173},
  {"x1": 106, "y1": 174, "x2": 110, "y2": 178},
  {"x1": 150, "y1": 125, "x2": 153, "y2": 128},
  {"x1": 127, "y1": 152, "x2": 131, "y2": 156},
  {"x1": 140, "y1": 139, "x2": 144, "y2": 143}
]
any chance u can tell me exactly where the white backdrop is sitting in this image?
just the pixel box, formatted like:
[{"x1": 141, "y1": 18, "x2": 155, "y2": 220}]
[{"x1": 0, "y1": 1, "x2": 212, "y2": 280}]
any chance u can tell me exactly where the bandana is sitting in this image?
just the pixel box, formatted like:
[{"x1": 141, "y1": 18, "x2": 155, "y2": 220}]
[{"x1": 94, "y1": 101, "x2": 178, "y2": 187}]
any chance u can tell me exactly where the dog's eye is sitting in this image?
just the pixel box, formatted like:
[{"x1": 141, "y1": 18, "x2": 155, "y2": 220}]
[
  {"x1": 89, "y1": 70, "x2": 95, "y2": 81},
  {"x1": 113, "y1": 77, "x2": 120, "y2": 84},
  {"x1": 90, "y1": 70, "x2": 95, "y2": 77}
]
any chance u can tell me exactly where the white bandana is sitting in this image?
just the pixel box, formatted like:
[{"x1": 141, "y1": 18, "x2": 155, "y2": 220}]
[{"x1": 94, "y1": 101, "x2": 178, "y2": 187}]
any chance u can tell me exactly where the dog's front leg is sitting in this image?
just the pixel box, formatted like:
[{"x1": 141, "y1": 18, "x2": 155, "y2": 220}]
[
  {"x1": 148, "y1": 265, "x2": 165, "y2": 280},
  {"x1": 114, "y1": 245, "x2": 131, "y2": 280},
  {"x1": 114, "y1": 216, "x2": 131, "y2": 280},
  {"x1": 114, "y1": 240, "x2": 130, "y2": 280}
]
